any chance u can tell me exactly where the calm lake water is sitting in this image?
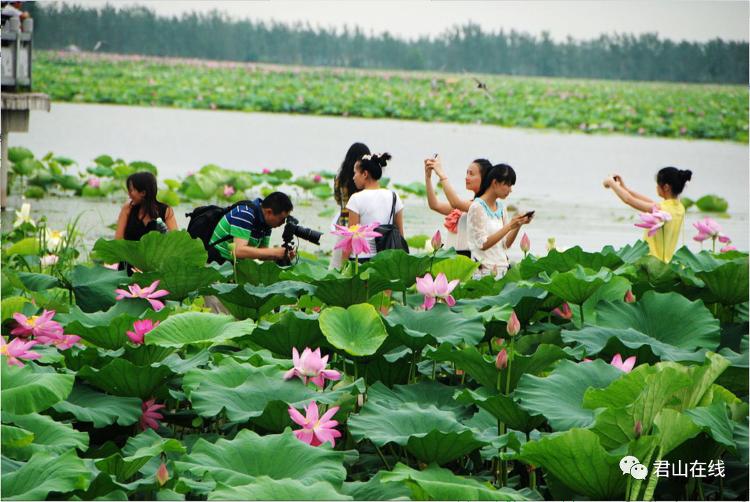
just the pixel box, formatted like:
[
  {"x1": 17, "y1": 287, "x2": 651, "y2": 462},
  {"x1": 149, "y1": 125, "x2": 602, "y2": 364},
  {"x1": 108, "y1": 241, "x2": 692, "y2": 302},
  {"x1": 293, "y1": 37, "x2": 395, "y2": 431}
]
[{"x1": 4, "y1": 102, "x2": 748, "y2": 257}]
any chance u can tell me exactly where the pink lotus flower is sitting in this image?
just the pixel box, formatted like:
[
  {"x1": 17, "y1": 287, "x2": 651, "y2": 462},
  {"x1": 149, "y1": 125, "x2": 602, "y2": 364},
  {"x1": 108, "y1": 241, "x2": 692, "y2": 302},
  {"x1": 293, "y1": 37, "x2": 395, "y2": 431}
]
[
  {"x1": 721, "y1": 244, "x2": 737, "y2": 253},
  {"x1": 40, "y1": 254, "x2": 59, "y2": 267},
  {"x1": 115, "y1": 281, "x2": 170, "y2": 311},
  {"x1": 262, "y1": 168, "x2": 271, "y2": 174},
  {"x1": 610, "y1": 353, "x2": 636, "y2": 373},
  {"x1": 283, "y1": 347, "x2": 341, "y2": 389},
  {"x1": 49, "y1": 334, "x2": 81, "y2": 350},
  {"x1": 520, "y1": 233, "x2": 531, "y2": 255},
  {"x1": 693, "y1": 217, "x2": 729, "y2": 243},
  {"x1": 126, "y1": 319, "x2": 160, "y2": 345},
  {"x1": 140, "y1": 399, "x2": 165, "y2": 431},
  {"x1": 634, "y1": 207, "x2": 672, "y2": 237},
  {"x1": 624, "y1": 290, "x2": 636, "y2": 303},
  {"x1": 87, "y1": 177, "x2": 101, "y2": 188},
  {"x1": 223, "y1": 185, "x2": 235, "y2": 197},
  {"x1": 313, "y1": 174, "x2": 322, "y2": 183},
  {"x1": 332, "y1": 223, "x2": 382, "y2": 257},
  {"x1": 415, "y1": 272, "x2": 459, "y2": 310},
  {"x1": 552, "y1": 303, "x2": 573, "y2": 320},
  {"x1": 495, "y1": 348, "x2": 508, "y2": 370},
  {"x1": 156, "y1": 463, "x2": 169, "y2": 487},
  {"x1": 506, "y1": 310, "x2": 521, "y2": 337},
  {"x1": 443, "y1": 208, "x2": 462, "y2": 234},
  {"x1": 431, "y1": 230, "x2": 443, "y2": 251},
  {"x1": 0, "y1": 337, "x2": 41, "y2": 367},
  {"x1": 11, "y1": 310, "x2": 64, "y2": 341},
  {"x1": 288, "y1": 401, "x2": 341, "y2": 447}
]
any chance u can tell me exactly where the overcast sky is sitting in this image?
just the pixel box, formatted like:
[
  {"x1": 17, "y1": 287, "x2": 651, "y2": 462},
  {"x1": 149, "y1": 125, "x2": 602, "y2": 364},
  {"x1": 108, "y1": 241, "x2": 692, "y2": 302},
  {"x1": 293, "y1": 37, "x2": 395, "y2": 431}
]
[{"x1": 61, "y1": 1, "x2": 749, "y2": 42}]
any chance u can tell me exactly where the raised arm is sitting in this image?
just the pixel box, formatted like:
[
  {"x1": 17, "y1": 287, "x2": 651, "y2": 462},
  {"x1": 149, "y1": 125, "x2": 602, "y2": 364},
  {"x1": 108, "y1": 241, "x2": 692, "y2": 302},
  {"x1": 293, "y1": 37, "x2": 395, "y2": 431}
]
[
  {"x1": 604, "y1": 176, "x2": 654, "y2": 212},
  {"x1": 427, "y1": 157, "x2": 472, "y2": 212},
  {"x1": 424, "y1": 162, "x2": 453, "y2": 215},
  {"x1": 164, "y1": 207, "x2": 178, "y2": 231},
  {"x1": 614, "y1": 174, "x2": 656, "y2": 204}
]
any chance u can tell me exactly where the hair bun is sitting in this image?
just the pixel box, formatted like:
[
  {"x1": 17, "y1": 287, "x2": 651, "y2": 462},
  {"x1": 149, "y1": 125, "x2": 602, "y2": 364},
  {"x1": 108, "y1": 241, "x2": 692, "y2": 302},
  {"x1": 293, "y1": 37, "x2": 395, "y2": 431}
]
[
  {"x1": 374, "y1": 153, "x2": 392, "y2": 167},
  {"x1": 681, "y1": 169, "x2": 693, "y2": 182}
]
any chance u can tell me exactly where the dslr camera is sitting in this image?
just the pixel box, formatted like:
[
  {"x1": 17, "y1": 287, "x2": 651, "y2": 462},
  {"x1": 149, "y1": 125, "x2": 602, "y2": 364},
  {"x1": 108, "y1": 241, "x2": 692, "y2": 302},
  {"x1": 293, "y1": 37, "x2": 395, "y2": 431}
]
[{"x1": 278, "y1": 215, "x2": 322, "y2": 266}]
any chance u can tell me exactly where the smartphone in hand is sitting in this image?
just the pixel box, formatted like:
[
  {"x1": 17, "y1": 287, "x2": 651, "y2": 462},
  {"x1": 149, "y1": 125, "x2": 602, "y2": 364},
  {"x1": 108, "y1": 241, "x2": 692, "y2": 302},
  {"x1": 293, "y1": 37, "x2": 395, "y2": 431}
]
[{"x1": 523, "y1": 210, "x2": 535, "y2": 218}]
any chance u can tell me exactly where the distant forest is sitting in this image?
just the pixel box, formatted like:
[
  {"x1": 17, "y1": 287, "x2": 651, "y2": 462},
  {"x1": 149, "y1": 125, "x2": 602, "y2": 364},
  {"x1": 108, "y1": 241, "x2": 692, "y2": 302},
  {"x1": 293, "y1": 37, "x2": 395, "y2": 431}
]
[{"x1": 28, "y1": 3, "x2": 749, "y2": 84}]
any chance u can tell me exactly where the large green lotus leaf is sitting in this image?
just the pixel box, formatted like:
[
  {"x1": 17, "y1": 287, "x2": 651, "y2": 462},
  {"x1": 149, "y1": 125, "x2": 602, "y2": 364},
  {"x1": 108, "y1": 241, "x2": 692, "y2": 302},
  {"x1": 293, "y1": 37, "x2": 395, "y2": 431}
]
[
  {"x1": 685, "y1": 403, "x2": 737, "y2": 449},
  {"x1": 58, "y1": 300, "x2": 150, "y2": 327},
  {"x1": 539, "y1": 266, "x2": 613, "y2": 307},
  {"x1": 430, "y1": 254, "x2": 480, "y2": 282},
  {"x1": 1, "y1": 450, "x2": 92, "y2": 500},
  {"x1": 380, "y1": 463, "x2": 534, "y2": 501},
  {"x1": 571, "y1": 275, "x2": 631, "y2": 327},
  {"x1": 205, "y1": 282, "x2": 312, "y2": 320},
  {"x1": 183, "y1": 358, "x2": 363, "y2": 422},
  {"x1": 456, "y1": 283, "x2": 547, "y2": 325},
  {"x1": 319, "y1": 303, "x2": 388, "y2": 356},
  {"x1": 67, "y1": 265, "x2": 130, "y2": 313},
  {"x1": 349, "y1": 381, "x2": 484, "y2": 464},
  {"x1": 1, "y1": 425, "x2": 34, "y2": 449},
  {"x1": 133, "y1": 263, "x2": 223, "y2": 301},
  {"x1": 594, "y1": 291, "x2": 720, "y2": 350},
  {"x1": 672, "y1": 246, "x2": 727, "y2": 272},
  {"x1": 249, "y1": 310, "x2": 326, "y2": 356},
  {"x1": 697, "y1": 261, "x2": 749, "y2": 306},
  {"x1": 562, "y1": 326, "x2": 708, "y2": 363},
  {"x1": 384, "y1": 303, "x2": 484, "y2": 351},
  {"x1": 341, "y1": 470, "x2": 412, "y2": 500},
  {"x1": 8, "y1": 146, "x2": 34, "y2": 163},
  {"x1": 175, "y1": 429, "x2": 349, "y2": 487},
  {"x1": 4, "y1": 237, "x2": 40, "y2": 256},
  {"x1": 315, "y1": 276, "x2": 388, "y2": 307},
  {"x1": 733, "y1": 418, "x2": 749, "y2": 464},
  {"x1": 518, "y1": 429, "x2": 630, "y2": 500},
  {"x1": 16, "y1": 272, "x2": 60, "y2": 291},
  {"x1": 651, "y1": 408, "x2": 702, "y2": 456},
  {"x1": 424, "y1": 343, "x2": 496, "y2": 388},
  {"x1": 279, "y1": 260, "x2": 339, "y2": 283},
  {"x1": 1, "y1": 363, "x2": 74, "y2": 415},
  {"x1": 361, "y1": 249, "x2": 433, "y2": 291},
  {"x1": 234, "y1": 259, "x2": 283, "y2": 285},
  {"x1": 520, "y1": 246, "x2": 623, "y2": 279},
  {"x1": 515, "y1": 359, "x2": 624, "y2": 431},
  {"x1": 145, "y1": 312, "x2": 254, "y2": 347},
  {"x1": 1, "y1": 296, "x2": 31, "y2": 322},
  {"x1": 454, "y1": 387, "x2": 544, "y2": 432},
  {"x1": 210, "y1": 477, "x2": 350, "y2": 500},
  {"x1": 603, "y1": 240, "x2": 651, "y2": 264},
  {"x1": 52, "y1": 385, "x2": 141, "y2": 427},
  {"x1": 500, "y1": 344, "x2": 573, "y2": 392},
  {"x1": 64, "y1": 314, "x2": 141, "y2": 350},
  {"x1": 1, "y1": 413, "x2": 88, "y2": 461},
  {"x1": 96, "y1": 429, "x2": 186, "y2": 483},
  {"x1": 78, "y1": 358, "x2": 174, "y2": 399},
  {"x1": 92, "y1": 231, "x2": 208, "y2": 272}
]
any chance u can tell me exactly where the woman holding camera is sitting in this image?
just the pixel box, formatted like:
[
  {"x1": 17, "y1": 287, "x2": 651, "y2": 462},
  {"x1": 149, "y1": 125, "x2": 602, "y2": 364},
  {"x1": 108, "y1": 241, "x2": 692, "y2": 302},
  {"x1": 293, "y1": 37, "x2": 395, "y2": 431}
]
[{"x1": 467, "y1": 163, "x2": 532, "y2": 278}]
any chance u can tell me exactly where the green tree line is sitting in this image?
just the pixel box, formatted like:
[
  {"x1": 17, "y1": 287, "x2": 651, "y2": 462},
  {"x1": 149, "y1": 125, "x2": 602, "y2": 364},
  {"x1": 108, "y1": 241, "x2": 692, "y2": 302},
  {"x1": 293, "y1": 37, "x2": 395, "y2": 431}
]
[{"x1": 28, "y1": 3, "x2": 749, "y2": 84}]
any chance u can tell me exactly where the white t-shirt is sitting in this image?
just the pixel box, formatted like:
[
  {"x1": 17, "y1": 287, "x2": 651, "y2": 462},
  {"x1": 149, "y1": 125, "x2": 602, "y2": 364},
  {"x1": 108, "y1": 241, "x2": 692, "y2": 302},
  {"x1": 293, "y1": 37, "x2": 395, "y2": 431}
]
[
  {"x1": 346, "y1": 188, "x2": 404, "y2": 257},
  {"x1": 468, "y1": 198, "x2": 509, "y2": 278}
]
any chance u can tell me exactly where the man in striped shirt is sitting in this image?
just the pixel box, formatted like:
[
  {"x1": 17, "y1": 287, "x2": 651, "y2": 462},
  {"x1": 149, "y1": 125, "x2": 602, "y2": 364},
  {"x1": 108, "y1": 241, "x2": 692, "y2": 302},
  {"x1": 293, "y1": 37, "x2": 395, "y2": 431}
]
[{"x1": 210, "y1": 192, "x2": 294, "y2": 262}]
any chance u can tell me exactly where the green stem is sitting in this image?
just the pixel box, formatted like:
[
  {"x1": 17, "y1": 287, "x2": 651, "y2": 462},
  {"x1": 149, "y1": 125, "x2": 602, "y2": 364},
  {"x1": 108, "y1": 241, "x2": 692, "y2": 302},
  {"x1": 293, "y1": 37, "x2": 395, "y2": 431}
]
[
  {"x1": 697, "y1": 479, "x2": 704, "y2": 501},
  {"x1": 641, "y1": 448, "x2": 662, "y2": 501},
  {"x1": 374, "y1": 443, "x2": 391, "y2": 470},
  {"x1": 505, "y1": 338, "x2": 514, "y2": 396},
  {"x1": 431, "y1": 360, "x2": 437, "y2": 380},
  {"x1": 625, "y1": 475, "x2": 632, "y2": 501},
  {"x1": 579, "y1": 303, "x2": 585, "y2": 326}
]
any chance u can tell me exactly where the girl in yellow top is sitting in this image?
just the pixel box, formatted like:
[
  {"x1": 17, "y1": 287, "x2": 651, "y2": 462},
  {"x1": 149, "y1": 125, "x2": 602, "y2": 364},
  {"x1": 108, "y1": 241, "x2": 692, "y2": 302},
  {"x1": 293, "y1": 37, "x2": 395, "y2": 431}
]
[{"x1": 603, "y1": 167, "x2": 692, "y2": 262}]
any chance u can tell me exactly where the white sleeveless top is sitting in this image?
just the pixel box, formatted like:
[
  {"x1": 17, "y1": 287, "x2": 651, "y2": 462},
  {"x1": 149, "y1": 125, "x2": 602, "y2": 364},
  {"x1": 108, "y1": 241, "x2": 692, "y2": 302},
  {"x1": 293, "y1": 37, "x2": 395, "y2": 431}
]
[{"x1": 467, "y1": 198, "x2": 509, "y2": 278}]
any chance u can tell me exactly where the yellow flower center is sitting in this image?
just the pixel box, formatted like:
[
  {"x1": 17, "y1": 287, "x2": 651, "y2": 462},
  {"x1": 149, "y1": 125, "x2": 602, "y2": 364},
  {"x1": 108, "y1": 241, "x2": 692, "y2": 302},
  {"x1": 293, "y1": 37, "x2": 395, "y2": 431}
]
[
  {"x1": 348, "y1": 224, "x2": 361, "y2": 233},
  {"x1": 0, "y1": 345, "x2": 7, "y2": 355},
  {"x1": 27, "y1": 316, "x2": 38, "y2": 327}
]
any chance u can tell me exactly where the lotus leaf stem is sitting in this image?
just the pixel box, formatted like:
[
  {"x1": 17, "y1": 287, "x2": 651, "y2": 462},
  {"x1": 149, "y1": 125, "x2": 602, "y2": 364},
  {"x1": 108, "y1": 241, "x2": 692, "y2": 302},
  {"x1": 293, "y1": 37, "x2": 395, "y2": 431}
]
[{"x1": 374, "y1": 443, "x2": 391, "y2": 470}]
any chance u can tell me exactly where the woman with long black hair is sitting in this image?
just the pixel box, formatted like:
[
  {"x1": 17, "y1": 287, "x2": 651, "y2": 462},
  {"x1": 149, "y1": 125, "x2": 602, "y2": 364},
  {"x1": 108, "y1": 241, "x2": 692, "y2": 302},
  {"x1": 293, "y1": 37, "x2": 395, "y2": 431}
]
[
  {"x1": 115, "y1": 171, "x2": 178, "y2": 241},
  {"x1": 331, "y1": 142, "x2": 371, "y2": 268}
]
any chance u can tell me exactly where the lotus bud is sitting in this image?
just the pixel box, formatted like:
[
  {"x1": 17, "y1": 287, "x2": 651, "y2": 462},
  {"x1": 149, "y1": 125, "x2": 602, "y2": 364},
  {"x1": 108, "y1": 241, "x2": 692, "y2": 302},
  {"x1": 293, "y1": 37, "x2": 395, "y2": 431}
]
[
  {"x1": 455, "y1": 369, "x2": 464, "y2": 376},
  {"x1": 156, "y1": 462, "x2": 169, "y2": 487},
  {"x1": 721, "y1": 244, "x2": 737, "y2": 253},
  {"x1": 357, "y1": 394, "x2": 365, "y2": 408},
  {"x1": 495, "y1": 348, "x2": 508, "y2": 370},
  {"x1": 223, "y1": 185, "x2": 235, "y2": 197},
  {"x1": 313, "y1": 174, "x2": 322, "y2": 183},
  {"x1": 634, "y1": 420, "x2": 643, "y2": 438},
  {"x1": 520, "y1": 233, "x2": 530, "y2": 255},
  {"x1": 262, "y1": 168, "x2": 271, "y2": 174},
  {"x1": 492, "y1": 337, "x2": 504, "y2": 350},
  {"x1": 546, "y1": 237, "x2": 556, "y2": 252},
  {"x1": 431, "y1": 230, "x2": 443, "y2": 251},
  {"x1": 624, "y1": 290, "x2": 635, "y2": 303},
  {"x1": 506, "y1": 311, "x2": 520, "y2": 337}
]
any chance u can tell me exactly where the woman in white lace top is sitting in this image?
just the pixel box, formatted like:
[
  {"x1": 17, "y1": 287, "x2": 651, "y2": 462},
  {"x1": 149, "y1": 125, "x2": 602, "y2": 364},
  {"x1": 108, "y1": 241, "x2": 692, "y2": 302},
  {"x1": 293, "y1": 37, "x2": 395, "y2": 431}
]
[{"x1": 467, "y1": 164, "x2": 533, "y2": 278}]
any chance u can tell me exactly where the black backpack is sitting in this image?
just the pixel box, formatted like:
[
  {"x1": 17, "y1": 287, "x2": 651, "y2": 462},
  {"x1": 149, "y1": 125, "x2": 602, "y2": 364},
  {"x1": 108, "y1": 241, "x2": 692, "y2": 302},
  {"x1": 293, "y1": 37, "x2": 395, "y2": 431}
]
[
  {"x1": 374, "y1": 192, "x2": 410, "y2": 253},
  {"x1": 186, "y1": 200, "x2": 253, "y2": 263}
]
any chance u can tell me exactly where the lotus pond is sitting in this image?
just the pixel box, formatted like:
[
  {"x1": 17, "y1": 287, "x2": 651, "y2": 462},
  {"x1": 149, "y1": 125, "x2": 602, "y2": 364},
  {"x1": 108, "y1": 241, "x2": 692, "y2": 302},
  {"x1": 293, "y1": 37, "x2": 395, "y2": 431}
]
[
  {"x1": 1, "y1": 190, "x2": 748, "y2": 500},
  {"x1": 36, "y1": 51, "x2": 749, "y2": 142}
]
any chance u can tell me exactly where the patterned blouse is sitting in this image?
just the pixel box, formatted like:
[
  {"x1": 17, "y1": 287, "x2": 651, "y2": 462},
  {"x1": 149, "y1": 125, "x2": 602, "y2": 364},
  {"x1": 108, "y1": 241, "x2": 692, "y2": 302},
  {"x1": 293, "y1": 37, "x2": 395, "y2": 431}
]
[{"x1": 334, "y1": 176, "x2": 352, "y2": 226}]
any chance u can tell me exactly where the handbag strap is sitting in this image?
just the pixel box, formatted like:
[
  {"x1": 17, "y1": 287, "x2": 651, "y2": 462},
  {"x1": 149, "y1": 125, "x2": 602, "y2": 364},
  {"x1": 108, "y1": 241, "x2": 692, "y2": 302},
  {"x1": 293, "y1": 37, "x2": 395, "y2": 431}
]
[{"x1": 388, "y1": 191, "x2": 397, "y2": 224}]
